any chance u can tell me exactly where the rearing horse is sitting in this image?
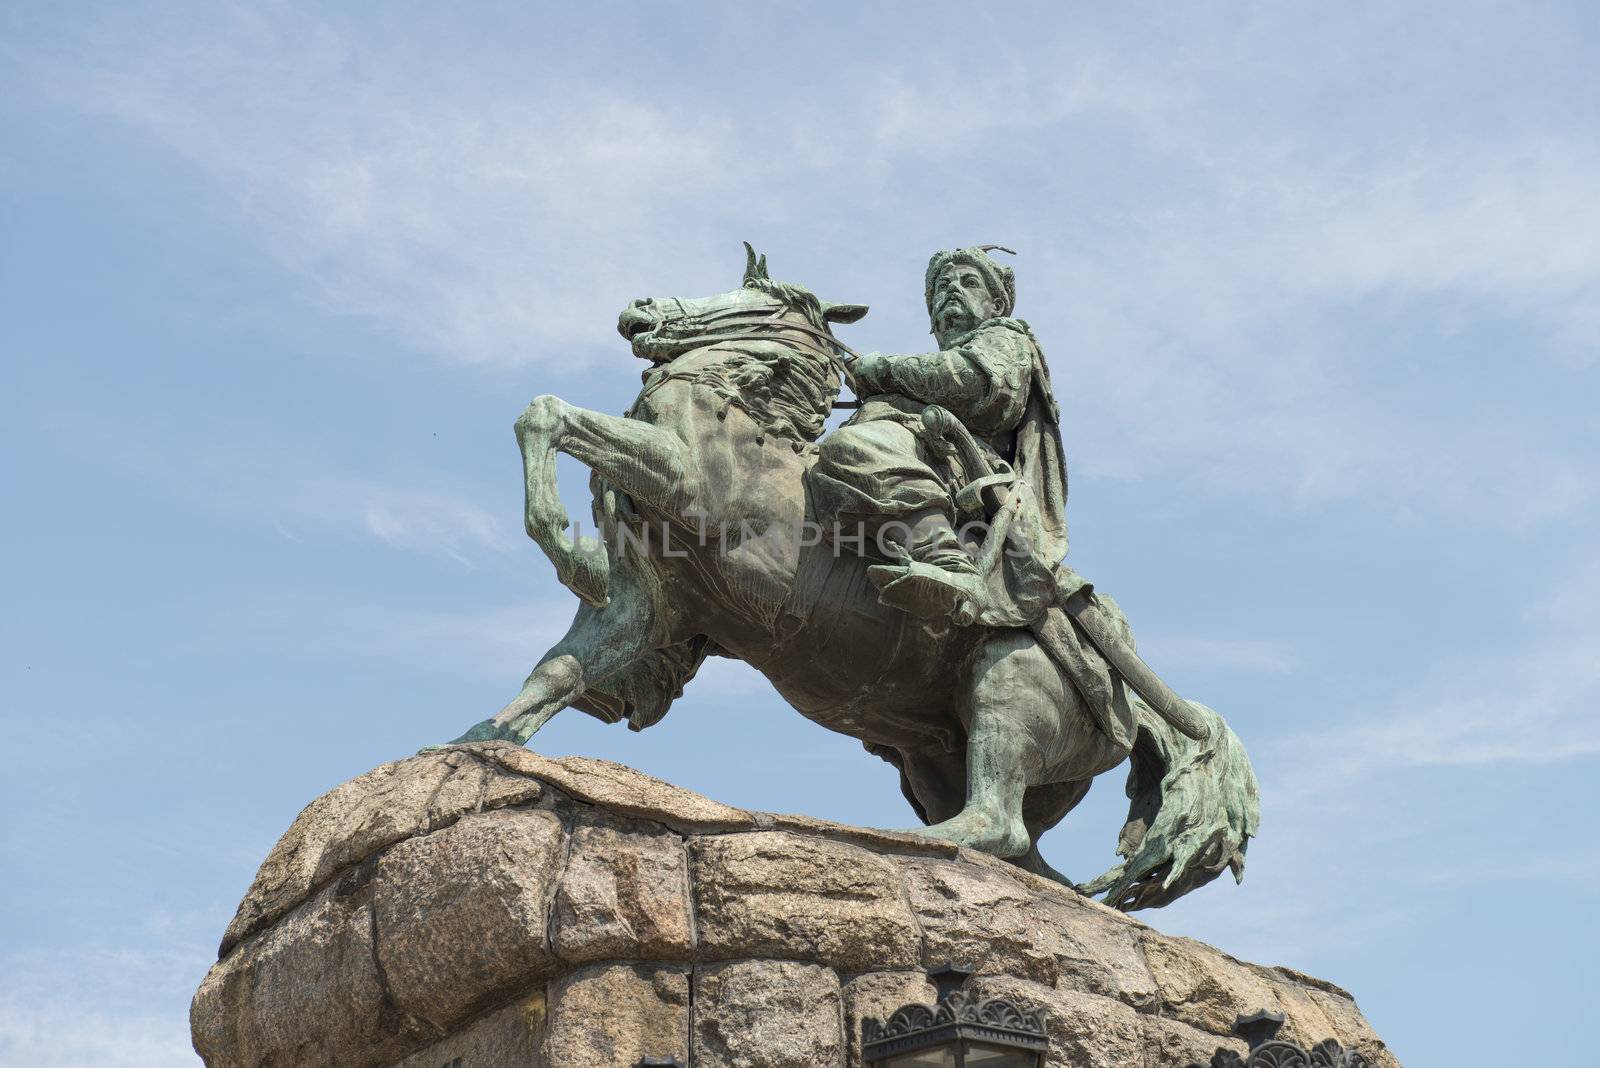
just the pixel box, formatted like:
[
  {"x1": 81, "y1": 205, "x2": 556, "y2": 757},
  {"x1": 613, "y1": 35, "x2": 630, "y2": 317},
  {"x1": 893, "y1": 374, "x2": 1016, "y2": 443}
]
[{"x1": 433, "y1": 246, "x2": 1259, "y2": 909}]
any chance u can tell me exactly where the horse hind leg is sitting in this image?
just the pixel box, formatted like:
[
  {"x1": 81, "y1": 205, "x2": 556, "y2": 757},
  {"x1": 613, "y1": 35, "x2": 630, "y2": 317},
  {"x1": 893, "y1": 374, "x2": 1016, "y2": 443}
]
[
  {"x1": 893, "y1": 744, "x2": 1076, "y2": 878},
  {"x1": 423, "y1": 565, "x2": 660, "y2": 751},
  {"x1": 1010, "y1": 779, "x2": 1093, "y2": 887},
  {"x1": 422, "y1": 642, "x2": 597, "y2": 753},
  {"x1": 461, "y1": 651, "x2": 587, "y2": 746},
  {"x1": 887, "y1": 743, "x2": 968, "y2": 828},
  {"x1": 910, "y1": 631, "x2": 1057, "y2": 858}
]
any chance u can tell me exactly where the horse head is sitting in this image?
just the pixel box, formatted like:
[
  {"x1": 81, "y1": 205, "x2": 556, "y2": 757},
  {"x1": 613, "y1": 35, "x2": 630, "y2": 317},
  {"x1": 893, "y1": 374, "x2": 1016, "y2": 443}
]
[{"x1": 617, "y1": 242, "x2": 868, "y2": 366}]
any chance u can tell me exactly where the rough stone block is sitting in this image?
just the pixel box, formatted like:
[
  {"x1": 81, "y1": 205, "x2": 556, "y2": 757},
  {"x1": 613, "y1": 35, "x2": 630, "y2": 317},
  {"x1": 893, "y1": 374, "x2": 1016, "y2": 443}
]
[
  {"x1": 1142, "y1": 1012, "x2": 1249, "y2": 1067},
  {"x1": 221, "y1": 748, "x2": 542, "y2": 954},
  {"x1": 1142, "y1": 932, "x2": 1284, "y2": 1037},
  {"x1": 196, "y1": 753, "x2": 1396, "y2": 1068},
  {"x1": 1310, "y1": 988, "x2": 1403, "y2": 1068},
  {"x1": 374, "y1": 808, "x2": 565, "y2": 1029},
  {"x1": 1044, "y1": 898, "x2": 1158, "y2": 1007},
  {"x1": 842, "y1": 971, "x2": 937, "y2": 1068},
  {"x1": 970, "y1": 976, "x2": 1144, "y2": 1068},
  {"x1": 390, "y1": 993, "x2": 545, "y2": 1068},
  {"x1": 545, "y1": 963, "x2": 690, "y2": 1067},
  {"x1": 693, "y1": 960, "x2": 844, "y2": 1068},
  {"x1": 907, "y1": 857, "x2": 1060, "y2": 976},
  {"x1": 757, "y1": 809, "x2": 959, "y2": 857},
  {"x1": 1269, "y1": 977, "x2": 1343, "y2": 1049},
  {"x1": 904, "y1": 857, "x2": 1157, "y2": 1007},
  {"x1": 487, "y1": 745, "x2": 756, "y2": 831},
  {"x1": 691, "y1": 831, "x2": 919, "y2": 972},
  {"x1": 193, "y1": 881, "x2": 414, "y2": 1068},
  {"x1": 553, "y1": 819, "x2": 693, "y2": 963}
]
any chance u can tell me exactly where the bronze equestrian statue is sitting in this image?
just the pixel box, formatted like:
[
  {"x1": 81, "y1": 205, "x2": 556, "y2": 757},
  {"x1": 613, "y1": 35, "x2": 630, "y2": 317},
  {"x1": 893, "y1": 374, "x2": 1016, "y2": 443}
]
[{"x1": 429, "y1": 245, "x2": 1259, "y2": 911}]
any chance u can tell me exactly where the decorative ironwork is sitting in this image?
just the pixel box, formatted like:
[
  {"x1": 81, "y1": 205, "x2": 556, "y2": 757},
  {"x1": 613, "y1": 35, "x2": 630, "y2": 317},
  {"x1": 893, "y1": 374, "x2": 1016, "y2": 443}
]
[
  {"x1": 1189, "y1": 1010, "x2": 1372, "y2": 1068},
  {"x1": 862, "y1": 965, "x2": 1048, "y2": 1066},
  {"x1": 863, "y1": 989, "x2": 1049, "y2": 1043}
]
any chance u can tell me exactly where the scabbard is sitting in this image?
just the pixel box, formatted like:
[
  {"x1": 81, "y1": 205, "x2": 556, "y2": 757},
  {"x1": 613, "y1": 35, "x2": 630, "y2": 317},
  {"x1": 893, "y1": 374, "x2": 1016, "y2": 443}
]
[
  {"x1": 1030, "y1": 608, "x2": 1133, "y2": 750},
  {"x1": 1061, "y1": 592, "x2": 1209, "y2": 741}
]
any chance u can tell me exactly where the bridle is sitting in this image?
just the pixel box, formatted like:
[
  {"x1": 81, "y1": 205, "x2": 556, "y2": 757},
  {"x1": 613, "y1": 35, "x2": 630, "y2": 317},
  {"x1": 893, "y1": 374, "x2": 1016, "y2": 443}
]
[{"x1": 642, "y1": 297, "x2": 865, "y2": 409}]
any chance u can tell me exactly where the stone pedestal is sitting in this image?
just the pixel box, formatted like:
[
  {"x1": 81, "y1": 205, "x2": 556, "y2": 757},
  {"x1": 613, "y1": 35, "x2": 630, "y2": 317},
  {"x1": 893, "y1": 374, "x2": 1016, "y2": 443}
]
[{"x1": 191, "y1": 743, "x2": 1398, "y2": 1067}]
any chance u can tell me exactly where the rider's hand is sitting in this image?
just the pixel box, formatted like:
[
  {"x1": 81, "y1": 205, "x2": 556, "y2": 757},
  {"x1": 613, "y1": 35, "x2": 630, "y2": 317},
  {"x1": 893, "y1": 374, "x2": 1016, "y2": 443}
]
[{"x1": 850, "y1": 352, "x2": 890, "y2": 395}]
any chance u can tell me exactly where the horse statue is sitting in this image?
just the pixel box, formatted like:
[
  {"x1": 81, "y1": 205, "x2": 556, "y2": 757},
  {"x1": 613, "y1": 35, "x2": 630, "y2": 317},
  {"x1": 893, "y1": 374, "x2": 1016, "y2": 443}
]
[{"x1": 430, "y1": 246, "x2": 1259, "y2": 910}]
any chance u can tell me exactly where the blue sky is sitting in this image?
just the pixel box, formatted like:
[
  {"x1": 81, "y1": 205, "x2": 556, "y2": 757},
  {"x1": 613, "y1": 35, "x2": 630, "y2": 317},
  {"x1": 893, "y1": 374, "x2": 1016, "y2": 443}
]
[{"x1": 2, "y1": 3, "x2": 1597, "y2": 1064}]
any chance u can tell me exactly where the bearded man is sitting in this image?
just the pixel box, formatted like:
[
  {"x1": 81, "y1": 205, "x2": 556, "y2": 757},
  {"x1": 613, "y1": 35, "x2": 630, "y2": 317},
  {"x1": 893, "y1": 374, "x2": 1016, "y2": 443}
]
[{"x1": 811, "y1": 246, "x2": 1068, "y2": 620}]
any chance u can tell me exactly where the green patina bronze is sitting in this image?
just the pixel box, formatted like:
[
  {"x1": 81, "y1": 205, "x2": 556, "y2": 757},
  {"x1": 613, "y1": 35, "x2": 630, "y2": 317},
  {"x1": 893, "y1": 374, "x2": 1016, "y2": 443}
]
[{"x1": 428, "y1": 245, "x2": 1260, "y2": 910}]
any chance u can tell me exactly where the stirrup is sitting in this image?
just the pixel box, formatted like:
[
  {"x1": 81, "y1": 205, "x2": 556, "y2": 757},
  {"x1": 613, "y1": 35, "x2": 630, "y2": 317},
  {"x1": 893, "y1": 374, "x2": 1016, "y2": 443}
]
[{"x1": 867, "y1": 560, "x2": 985, "y2": 625}]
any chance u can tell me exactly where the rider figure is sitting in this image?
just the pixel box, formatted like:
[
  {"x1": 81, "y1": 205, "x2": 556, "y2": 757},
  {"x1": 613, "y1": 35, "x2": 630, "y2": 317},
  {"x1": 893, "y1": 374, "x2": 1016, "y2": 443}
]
[{"x1": 812, "y1": 246, "x2": 1069, "y2": 619}]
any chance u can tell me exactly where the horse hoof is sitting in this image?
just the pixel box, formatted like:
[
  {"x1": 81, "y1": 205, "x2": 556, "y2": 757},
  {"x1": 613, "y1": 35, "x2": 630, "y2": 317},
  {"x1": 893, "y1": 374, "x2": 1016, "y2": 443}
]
[{"x1": 907, "y1": 810, "x2": 1030, "y2": 859}]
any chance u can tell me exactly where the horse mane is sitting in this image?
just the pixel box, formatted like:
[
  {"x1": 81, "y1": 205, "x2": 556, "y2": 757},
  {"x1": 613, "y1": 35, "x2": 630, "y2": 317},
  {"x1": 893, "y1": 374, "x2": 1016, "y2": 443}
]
[{"x1": 642, "y1": 278, "x2": 843, "y2": 446}]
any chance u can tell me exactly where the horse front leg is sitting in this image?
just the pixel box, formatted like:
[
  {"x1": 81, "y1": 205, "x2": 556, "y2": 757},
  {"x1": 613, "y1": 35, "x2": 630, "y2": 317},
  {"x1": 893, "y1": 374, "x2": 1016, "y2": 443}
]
[{"x1": 515, "y1": 394, "x2": 698, "y2": 606}]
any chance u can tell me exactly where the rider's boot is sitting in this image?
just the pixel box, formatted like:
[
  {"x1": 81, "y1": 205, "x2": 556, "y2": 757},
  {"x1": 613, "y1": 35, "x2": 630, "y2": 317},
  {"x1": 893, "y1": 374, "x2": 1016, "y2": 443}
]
[{"x1": 867, "y1": 508, "x2": 989, "y2": 624}]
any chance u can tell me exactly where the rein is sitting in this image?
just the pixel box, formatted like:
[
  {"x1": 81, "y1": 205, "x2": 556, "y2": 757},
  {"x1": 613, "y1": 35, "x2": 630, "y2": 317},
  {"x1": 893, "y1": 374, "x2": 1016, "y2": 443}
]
[
  {"x1": 652, "y1": 301, "x2": 861, "y2": 361},
  {"x1": 645, "y1": 300, "x2": 864, "y2": 409},
  {"x1": 631, "y1": 299, "x2": 856, "y2": 442}
]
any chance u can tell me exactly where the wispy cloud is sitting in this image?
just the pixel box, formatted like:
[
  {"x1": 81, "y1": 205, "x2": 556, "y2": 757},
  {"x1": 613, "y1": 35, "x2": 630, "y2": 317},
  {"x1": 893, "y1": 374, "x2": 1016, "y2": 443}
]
[
  {"x1": 1297, "y1": 658, "x2": 1600, "y2": 772},
  {"x1": 23, "y1": 5, "x2": 748, "y2": 366},
  {"x1": 1281, "y1": 555, "x2": 1600, "y2": 780},
  {"x1": 188, "y1": 588, "x2": 574, "y2": 679},
  {"x1": 70, "y1": 406, "x2": 514, "y2": 564},
  {"x1": 16, "y1": 4, "x2": 1593, "y2": 527},
  {"x1": 359, "y1": 488, "x2": 509, "y2": 562},
  {"x1": 0, "y1": 944, "x2": 208, "y2": 1068},
  {"x1": 1140, "y1": 554, "x2": 1600, "y2": 966},
  {"x1": 0, "y1": 1004, "x2": 195, "y2": 1068},
  {"x1": 1140, "y1": 634, "x2": 1297, "y2": 674},
  {"x1": 1048, "y1": 129, "x2": 1600, "y2": 520},
  {"x1": 169, "y1": 587, "x2": 782, "y2": 703}
]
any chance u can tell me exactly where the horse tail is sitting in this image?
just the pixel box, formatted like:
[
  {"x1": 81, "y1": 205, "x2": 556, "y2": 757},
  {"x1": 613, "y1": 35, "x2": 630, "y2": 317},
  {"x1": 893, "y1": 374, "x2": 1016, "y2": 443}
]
[{"x1": 1080, "y1": 698, "x2": 1260, "y2": 911}]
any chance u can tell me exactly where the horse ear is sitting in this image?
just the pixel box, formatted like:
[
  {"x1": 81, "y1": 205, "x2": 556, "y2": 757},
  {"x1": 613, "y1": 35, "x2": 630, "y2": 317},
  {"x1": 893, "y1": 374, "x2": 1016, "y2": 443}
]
[
  {"x1": 822, "y1": 302, "x2": 869, "y2": 324},
  {"x1": 742, "y1": 241, "x2": 770, "y2": 283}
]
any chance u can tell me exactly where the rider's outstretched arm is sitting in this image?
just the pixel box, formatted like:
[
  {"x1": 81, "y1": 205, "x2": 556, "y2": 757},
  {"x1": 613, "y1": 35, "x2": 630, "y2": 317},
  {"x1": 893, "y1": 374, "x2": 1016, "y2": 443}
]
[{"x1": 862, "y1": 327, "x2": 1035, "y2": 432}]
